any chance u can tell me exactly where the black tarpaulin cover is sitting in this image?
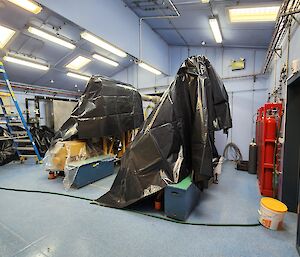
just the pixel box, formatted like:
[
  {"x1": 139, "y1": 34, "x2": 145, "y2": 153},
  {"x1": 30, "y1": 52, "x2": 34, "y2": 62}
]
[
  {"x1": 52, "y1": 76, "x2": 144, "y2": 142},
  {"x1": 0, "y1": 127, "x2": 18, "y2": 166},
  {"x1": 96, "y1": 56, "x2": 232, "y2": 208}
]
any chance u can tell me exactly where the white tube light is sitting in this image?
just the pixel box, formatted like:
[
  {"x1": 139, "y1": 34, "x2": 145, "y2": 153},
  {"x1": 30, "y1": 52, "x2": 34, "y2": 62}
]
[
  {"x1": 138, "y1": 62, "x2": 162, "y2": 75},
  {"x1": 8, "y1": 0, "x2": 42, "y2": 14},
  {"x1": 201, "y1": 0, "x2": 210, "y2": 3},
  {"x1": 229, "y1": 6, "x2": 280, "y2": 23},
  {"x1": 209, "y1": 18, "x2": 222, "y2": 44},
  {"x1": 28, "y1": 26, "x2": 75, "y2": 49},
  {"x1": 0, "y1": 25, "x2": 16, "y2": 48},
  {"x1": 81, "y1": 31, "x2": 127, "y2": 58},
  {"x1": 67, "y1": 72, "x2": 90, "y2": 81},
  {"x1": 66, "y1": 56, "x2": 91, "y2": 70},
  {"x1": 3, "y1": 56, "x2": 49, "y2": 71},
  {"x1": 92, "y1": 54, "x2": 119, "y2": 67}
]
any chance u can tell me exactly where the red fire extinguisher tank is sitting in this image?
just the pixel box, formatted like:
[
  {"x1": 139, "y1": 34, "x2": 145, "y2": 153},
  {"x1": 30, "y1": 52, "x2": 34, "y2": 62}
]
[
  {"x1": 256, "y1": 103, "x2": 282, "y2": 197},
  {"x1": 265, "y1": 117, "x2": 277, "y2": 139},
  {"x1": 265, "y1": 117, "x2": 277, "y2": 164}
]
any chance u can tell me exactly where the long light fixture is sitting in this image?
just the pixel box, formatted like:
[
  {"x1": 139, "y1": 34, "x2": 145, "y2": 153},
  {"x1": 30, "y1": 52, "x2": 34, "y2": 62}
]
[
  {"x1": 28, "y1": 26, "x2": 75, "y2": 49},
  {"x1": 92, "y1": 54, "x2": 119, "y2": 67},
  {"x1": 201, "y1": 0, "x2": 210, "y2": 3},
  {"x1": 3, "y1": 56, "x2": 49, "y2": 71},
  {"x1": 67, "y1": 72, "x2": 90, "y2": 81},
  {"x1": 209, "y1": 18, "x2": 222, "y2": 44},
  {"x1": 81, "y1": 31, "x2": 127, "y2": 58},
  {"x1": 229, "y1": 6, "x2": 280, "y2": 22},
  {"x1": 0, "y1": 25, "x2": 16, "y2": 48},
  {"x1": 66, "y1": 56, "x2": 91, "y2": 70},
  {"x1": 8, "y1": 0, "x2": 42, "y2": 14},
  {"x1": 138, "y1": 62, "x2": 162, "y2": 75}
]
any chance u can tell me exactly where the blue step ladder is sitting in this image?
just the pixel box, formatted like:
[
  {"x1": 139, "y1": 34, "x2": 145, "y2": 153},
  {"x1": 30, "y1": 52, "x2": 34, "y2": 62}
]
[{"x1": 0, "y1": 61, "x2": 42, "y2": 164}]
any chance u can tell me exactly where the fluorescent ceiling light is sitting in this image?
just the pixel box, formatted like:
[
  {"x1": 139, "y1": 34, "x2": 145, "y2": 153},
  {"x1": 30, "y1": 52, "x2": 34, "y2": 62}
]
[
  {"x1": 67, "y1": 72, "x2": 90, "y2": 81},
  {"x1": 209, "y1": 18, "x2": 222, "y2": 44},
  {"x1": 201, "y1": 0, "x2": 210, "y2": 3},
  {"x1": 92, "y1": 54, "x2": 119, "y2": 67},
  {"x1": 81, "y1": 31, "x2": 127, "y2": 58},
  {"x1": 8, "y1": 0, "x2": 42, "y2": 14},
  {"x1": 138, "y1": 62, "x2": 162, "y2": 75},
  {"x1": 28, "y1": 26, "x2": 75, "y2": 49},
  {"x1": 66, "y1": 56, "x2": 91, "y2": 70},
  {"x1": 229, "y1": 6, "x2": 280, "y2": 22},
  {"x1": 3, "y1": 56, "x2": 49, "y2": 70},
  {"x1": 0, "y1": 25, "x2": 15, "y2": 48}
]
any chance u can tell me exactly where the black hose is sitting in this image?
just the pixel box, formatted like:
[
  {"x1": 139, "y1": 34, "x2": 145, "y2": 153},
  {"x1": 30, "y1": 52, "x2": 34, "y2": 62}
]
[
  {"x1": 223, "y1": 143, "x2": 243, "y2": 162},
  {"x1": 0, "y1": 187, "x2": 93, "y2": 201},
  {"x1": 0, "y1": 186, "x2": 261, "y2": 227},
  {"x1": 126, "y1": 209, "x2": 261, "y2": 227}
]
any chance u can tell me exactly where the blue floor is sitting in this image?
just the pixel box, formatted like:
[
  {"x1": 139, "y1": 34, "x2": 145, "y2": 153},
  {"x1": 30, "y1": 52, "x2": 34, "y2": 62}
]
[{"x1": 0, "y1": 161, "x2": 298, "y2": 257}]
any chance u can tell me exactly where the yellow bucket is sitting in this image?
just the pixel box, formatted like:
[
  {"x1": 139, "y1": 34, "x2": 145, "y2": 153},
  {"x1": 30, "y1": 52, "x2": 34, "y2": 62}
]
[{"x1": 258, "y1": 197, "x2": 288, "y2": 230}]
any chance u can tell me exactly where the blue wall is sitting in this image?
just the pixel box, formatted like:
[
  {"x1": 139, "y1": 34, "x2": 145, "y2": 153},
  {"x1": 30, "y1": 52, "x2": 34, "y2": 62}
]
[{"x1": 37, "y1": 0, "x2": 169, "y2": 74}]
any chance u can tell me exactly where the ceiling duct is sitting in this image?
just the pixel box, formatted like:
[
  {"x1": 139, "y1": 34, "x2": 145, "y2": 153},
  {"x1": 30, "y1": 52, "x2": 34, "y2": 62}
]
[{"x1": 123, "y1": 0, "x2": 179, "y2": 17}]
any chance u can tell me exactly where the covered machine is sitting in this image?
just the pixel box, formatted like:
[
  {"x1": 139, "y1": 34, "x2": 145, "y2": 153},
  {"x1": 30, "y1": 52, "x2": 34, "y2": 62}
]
[
  {"x1": 51, "y1": 76, "x2": 143, "y2": 142},
  {"x1": 45, "y1": 76, "x2": 144, "y2": 188},
  {"x1": 96, "y1": 55, "x2": 232, "y2": 208}
]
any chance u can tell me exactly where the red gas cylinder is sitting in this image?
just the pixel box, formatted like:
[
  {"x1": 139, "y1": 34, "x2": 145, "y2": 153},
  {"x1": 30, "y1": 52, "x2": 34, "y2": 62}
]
[
  {"x1": 265, "y1": 116, "x2": 277, "y2": 164},
  {"x1": 265, "y1": 116, "x2": 276, "y2": 139}
]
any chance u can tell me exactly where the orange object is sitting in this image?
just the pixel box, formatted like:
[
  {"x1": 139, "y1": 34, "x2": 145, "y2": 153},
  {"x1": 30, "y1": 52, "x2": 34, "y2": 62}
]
[
  {"x1": 48, "y1": 172, "x2": 56, "y2": 180},
  {"x1": 52, "y1": 141, "x2": 86, "y2": 171},
  {"x1": 154, "y1": 200, "x2": 162, "y2": 210},
  {"x1": 261, "y1": 197, "x2": 288, "y2": 213}
]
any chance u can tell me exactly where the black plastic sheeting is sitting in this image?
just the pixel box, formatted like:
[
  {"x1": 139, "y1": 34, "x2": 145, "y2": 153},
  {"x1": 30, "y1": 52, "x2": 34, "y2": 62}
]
[
  {"x1": 52, "y1": 76, "x2": 144, "y2": 142},
  {"x1": 10, "y1": 125, "x2": 54, "y2": 157},
  {"x1": 96, "y1": 56, "x2": 232, "y2": 208},
  {"x1": 0, "y1": 127, "x2": 18, "y2": 166},
  {"x1": 30, "y1": 126, "x2": 54, "y2": 156},
  {"x1": 0, "y1": 125, "x2": 54, "y2": 165}
]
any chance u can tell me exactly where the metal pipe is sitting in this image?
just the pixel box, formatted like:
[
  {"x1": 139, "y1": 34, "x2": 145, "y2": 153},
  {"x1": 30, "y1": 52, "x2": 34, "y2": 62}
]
[
  {"x1": 138, "y1": 85, "x2": 169, "y2": 91},
  {"x1": 138, "y1": 1, "x2": 181, "y2": 87},
  {"x1": 280, "y1": 8, "x2": 300, "y2": 17},
  {"x1": 0, "y1": 80, "x2": 80, "y2": 98},
  {"x1": 222, "y1": 73, "x2": 268, "y2": 80},
  {"x1": 263, "y1": 0, "x2": 300, "y2": 73},
  {"x1": 137, "y1": 72, "x2": 268, "y2": 92},
  {"x1": 141, "y1": 94, "x2": 161, "y2": 103},
  {"x1": 227, "y1": 88, "x2": 267, "y2": 94}
]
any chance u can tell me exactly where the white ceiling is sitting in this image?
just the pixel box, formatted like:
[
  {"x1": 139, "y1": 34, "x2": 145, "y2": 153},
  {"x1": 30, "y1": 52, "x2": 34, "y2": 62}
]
[
  {"x1": 124, "y1": 0, "x2": 281, "y2": 48},
  {"x1": 0, "y1": 0, "x2": 135, "y2": 92},
  {"x1": 0, "y1": 0, "x2": 281, "y2": 92}
]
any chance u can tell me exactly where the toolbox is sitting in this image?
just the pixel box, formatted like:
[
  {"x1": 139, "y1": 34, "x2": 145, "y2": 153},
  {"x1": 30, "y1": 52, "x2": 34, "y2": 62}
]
[
  {"x1": 164, "y1": 176, "x2": 200, "y2": 221},
  {"x1": 66, "y1": 155, "x2": 115, "y2": 188}
]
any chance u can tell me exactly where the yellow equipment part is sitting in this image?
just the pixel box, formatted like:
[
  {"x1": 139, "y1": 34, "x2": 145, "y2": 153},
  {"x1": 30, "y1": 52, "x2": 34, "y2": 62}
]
[{"x1": 52, "y1": 141, "x2": 86, "y2": 171}]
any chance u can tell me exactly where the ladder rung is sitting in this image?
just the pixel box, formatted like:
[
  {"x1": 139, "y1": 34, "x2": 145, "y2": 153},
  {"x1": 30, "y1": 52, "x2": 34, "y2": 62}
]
[
  {"x1": 5, "y1": 114, "x2": 19, "y2": 117},
  {"x1": 19, "y1": 155, "x2": 38, "y2": 158},
  {"x1": 11, "y1": 131, "x2": 27, "y2": 135},
  {"x1": 14, "y1": 139, "x2": 30, "y2": 143},
  {"x1": 8, "y1": 119, "x2": 21, "y2": 122},
  {"x1": 1, "y1": 105, "x2": 15, "y2": 107},
  {"x1": 0, "y1": 136, "x2": 12, "y2": 141},
  {"x1": 0, "y1": 92, "x2": 11, "y2": 97},
  {"x1": 15, "y1": 146, "x2": 34, "y2": 151},
  {"x1": 8, "y1": 122, "x2": 23, "y2": 126}
]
